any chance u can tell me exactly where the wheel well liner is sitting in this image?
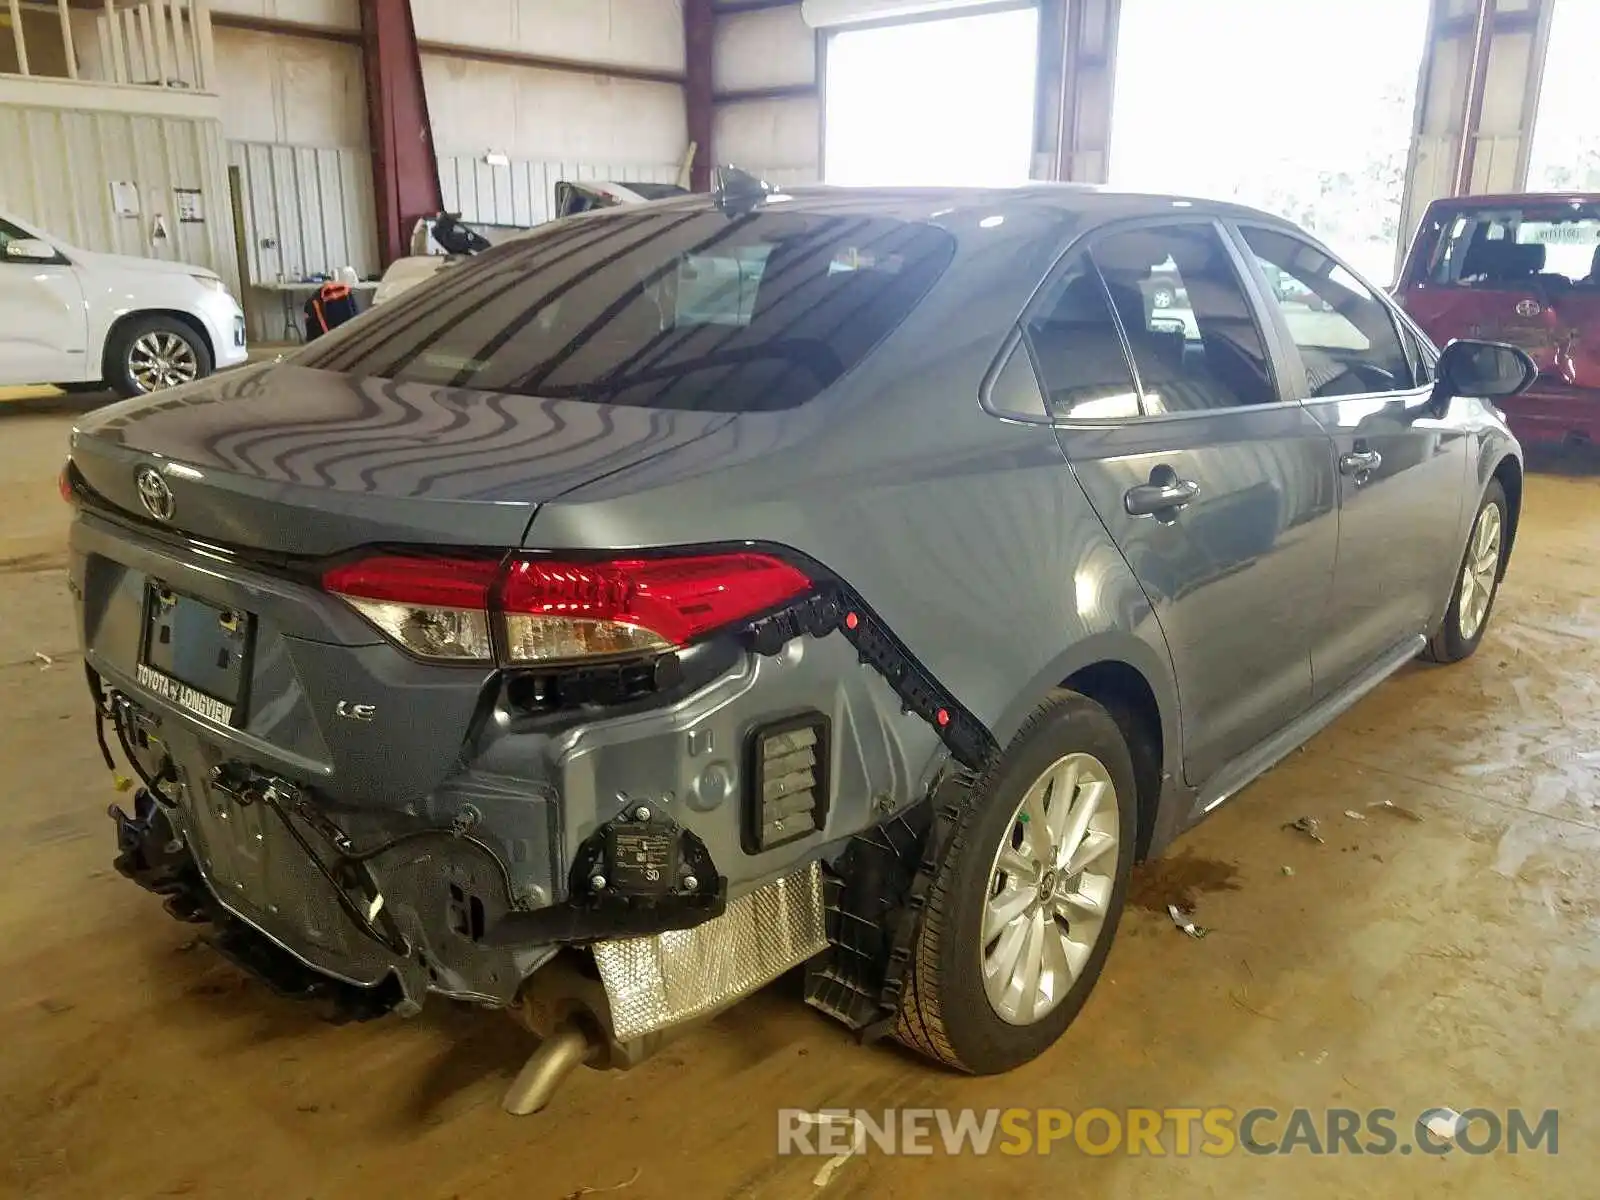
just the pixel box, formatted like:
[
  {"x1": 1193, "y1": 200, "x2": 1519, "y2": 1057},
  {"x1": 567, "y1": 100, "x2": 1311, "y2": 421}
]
[
  {"x1": 1491, "y1": 454, "x2": 1522, "y2": 578},
  {"x1": 1062, "y1": 660, "x2": 1163, "y2": 861},
  {"x1": 102, "y1": 310, "x2": 215, "y2": 378}
]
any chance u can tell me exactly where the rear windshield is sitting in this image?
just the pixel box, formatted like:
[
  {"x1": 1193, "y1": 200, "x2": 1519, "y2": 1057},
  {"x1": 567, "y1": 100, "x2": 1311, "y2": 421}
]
[
  {"x1": 299, "y1": 210, "x2": 956, "y2": 411},
  {"x1": 1421, "y1": 202, "x2": 1600, "y2": 289}
]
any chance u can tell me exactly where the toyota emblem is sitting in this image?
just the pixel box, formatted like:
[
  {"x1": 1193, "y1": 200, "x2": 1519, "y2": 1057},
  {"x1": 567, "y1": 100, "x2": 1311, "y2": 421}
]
[
  {"x1": 1515, "y1": 299, "x2": 1541, "y2": 317},
  {"x1": 136, "y1": 466, "x2": 175, "y2": 521}
]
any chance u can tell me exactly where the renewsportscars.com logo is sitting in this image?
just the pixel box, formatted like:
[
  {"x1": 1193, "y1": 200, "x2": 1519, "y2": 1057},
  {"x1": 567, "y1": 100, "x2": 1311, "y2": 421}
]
[{"x1": 777, "y1": 1106, "x2": 1560, "y2": 1158}]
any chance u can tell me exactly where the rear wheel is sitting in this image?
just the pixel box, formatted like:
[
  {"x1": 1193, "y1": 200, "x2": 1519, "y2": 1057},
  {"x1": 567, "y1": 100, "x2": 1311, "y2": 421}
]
[
  {"x1": 1424, "y1": 479, "x2": 1507, "y2": 663},
  {"x1": 1150, "y1": 284, "x2": 1177, "y2": 309},
  {"x1": 104, "y1": 316, "x2": 212, "y2": 398},
  {"x1": 895, "y1": 690, "x2": 1136, "y2": 1074}
]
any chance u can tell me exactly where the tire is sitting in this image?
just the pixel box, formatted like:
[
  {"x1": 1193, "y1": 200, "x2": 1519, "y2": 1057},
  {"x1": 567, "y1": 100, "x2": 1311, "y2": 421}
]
[
  {"x1": 895, "y1": 690, "x2": 1137, "y2": 1074},
  {"x1": 1424, "y1": 479, "x2": 1507, "y2": 664},
  {"x1": 1150, "y1": 285, "x2": 1176, "y2": 310},
  {"x1": 103, "y1": 315, "x2": 213, "y2": 398}
]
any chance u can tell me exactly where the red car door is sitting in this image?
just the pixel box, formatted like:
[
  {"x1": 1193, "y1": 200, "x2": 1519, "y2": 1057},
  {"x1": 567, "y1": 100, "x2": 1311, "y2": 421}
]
[{"x1": 1397, "y1": 196, "x2": 1600, "y2": 446}]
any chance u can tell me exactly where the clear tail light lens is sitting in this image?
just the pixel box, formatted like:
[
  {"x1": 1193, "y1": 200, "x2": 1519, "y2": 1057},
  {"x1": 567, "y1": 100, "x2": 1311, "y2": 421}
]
[
  {"x1": 323, "y1": 556, "x2": 498, "y2": 662},
  {"x1": 323, "y1": 551, "x2": 812, "y2": 666}
]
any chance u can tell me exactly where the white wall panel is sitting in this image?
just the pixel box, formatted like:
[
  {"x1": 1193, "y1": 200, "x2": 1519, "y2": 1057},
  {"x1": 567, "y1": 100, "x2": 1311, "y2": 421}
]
[
  {"x1": 411, "y1": 0, "x2": 686, "y2": 73},
  {"x1": 713, "y1": 95, "x2": 819, "y2": 182},
  {"x1": 207, "y1": 0, "x2": 358, "y2": 31},
  {"x1": 422, "y1": 53, "x2": 686, "y2": 162},
  {"x1": 211, "y1": 26, "x2": 367, "y2": 146},
  {"x1": 228, "y1": 139, "x2": 377, "y2": 279},
  {"x1": 436, "y1": 154, "x2": 681, "y2": 225},
  {"x1": 0, "y1": 100, "x2": 237, "y2": 290},
  {"x1": 713, "y1": 6, "x2": 813, "y2": 91}
]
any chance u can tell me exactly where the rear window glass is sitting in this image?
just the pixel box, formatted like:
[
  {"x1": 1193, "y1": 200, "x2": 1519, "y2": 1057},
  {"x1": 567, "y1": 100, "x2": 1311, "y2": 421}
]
[
  {"x1": 299, "y1": 210, "x2": 956, "y2": 411},
  {"x1": 1425, "y1": 203, "x2": 1600, "y2": 288}
]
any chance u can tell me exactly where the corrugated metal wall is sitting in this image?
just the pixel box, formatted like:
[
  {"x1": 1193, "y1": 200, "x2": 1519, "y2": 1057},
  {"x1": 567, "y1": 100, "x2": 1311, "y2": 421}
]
[
  {"x1": 227, "y1": 141, "x2": 374, "y2": 271},
  {"x1": 227, "y1": 140, "x2": 378, "y2": 340},
  {"x1": 435, "y1": 155, "x2": 683, "y2": 227},
  {"x1": 0, "y1": 101, "x2": 237, "y2": 290}
]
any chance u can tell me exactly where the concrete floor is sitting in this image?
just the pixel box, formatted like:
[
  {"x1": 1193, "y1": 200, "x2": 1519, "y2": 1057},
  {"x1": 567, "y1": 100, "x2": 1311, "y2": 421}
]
[{"x1": 2, "y1": 398, "x2": 1597, "y2": 1198}]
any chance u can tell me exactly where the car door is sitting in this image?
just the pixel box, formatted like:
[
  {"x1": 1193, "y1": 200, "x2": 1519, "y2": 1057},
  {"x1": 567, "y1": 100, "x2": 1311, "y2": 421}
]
[
  {"x1": 1021, "y1": 219, "x2": 1340, "y2": 787},
  {"x1": 1233, "y1": 222, "x2": 1471, "y2": 700},
  {"x1": 0, "y1": 218, "x2": 87, "y2": 385}
]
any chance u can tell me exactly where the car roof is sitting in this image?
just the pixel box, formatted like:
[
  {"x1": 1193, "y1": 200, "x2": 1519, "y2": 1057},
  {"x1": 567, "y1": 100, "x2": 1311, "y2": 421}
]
[
  {"x1": 1425, "y1": 191, "x2": 1600, "y2": 209},
  {"x1": 646, "y1": 182, "x2": 1306, "y2": 232}
]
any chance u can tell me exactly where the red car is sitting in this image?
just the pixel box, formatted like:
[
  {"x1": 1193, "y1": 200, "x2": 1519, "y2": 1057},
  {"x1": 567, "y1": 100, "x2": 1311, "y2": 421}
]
[{"x1": 1397, "y1": 192, "x2": 1600, "y2": 447}]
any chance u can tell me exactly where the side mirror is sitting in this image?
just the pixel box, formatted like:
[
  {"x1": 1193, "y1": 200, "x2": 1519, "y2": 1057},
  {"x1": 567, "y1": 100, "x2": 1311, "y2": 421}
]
[
  {"x1": 1435, "y1": 338, "x2": 1538, "y2": 401},
  {"x1": 3, "y1": 237, "x2": 59, "y2": 263}
]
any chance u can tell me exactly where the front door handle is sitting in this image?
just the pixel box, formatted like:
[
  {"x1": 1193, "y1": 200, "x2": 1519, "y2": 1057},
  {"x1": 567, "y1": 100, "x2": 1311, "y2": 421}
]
[
  {"x1": 1339, "y1": 449, "x2": 1382, "y2": 476},
  {"x1": 1124, "y1": 473, "x2": 1201, "y2": 517}
]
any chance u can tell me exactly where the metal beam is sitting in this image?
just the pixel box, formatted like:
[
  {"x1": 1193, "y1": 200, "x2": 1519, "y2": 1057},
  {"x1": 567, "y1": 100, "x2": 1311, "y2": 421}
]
[
  {"x1": 210, "y1": 12, "x2": 688, "y2": 84},
  {"x1": 1452, "y1": 0, "x2": 1496, "y2": 195},
  {"x1": 715, "y1": 82, "x2": 817, "y2": 104},
  {"x1": 712, "y1": 0, "x2": 800, "y2": 14},
  {"x1": 1040, "y1": 0, "x2": 1119, "y2": 183},
  {"x1": 685, "y1": 0, "x2": 715, "y2": 191},
  {"x1": 359, "y1": 0, "x2": 443, "y2": 268}
]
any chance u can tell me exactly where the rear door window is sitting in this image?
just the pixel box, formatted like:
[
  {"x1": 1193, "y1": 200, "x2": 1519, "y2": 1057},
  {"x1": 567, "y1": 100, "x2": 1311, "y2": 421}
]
[
  {"x1": 300, "y1": 211, "x2": 955, "y2": 411},
  {"x1": 1087, "y1": 222, "x2": 1280, "y2": 413},
  {"x1": 1021, "y1": 252, "x2": 1142, "y2": 420}
]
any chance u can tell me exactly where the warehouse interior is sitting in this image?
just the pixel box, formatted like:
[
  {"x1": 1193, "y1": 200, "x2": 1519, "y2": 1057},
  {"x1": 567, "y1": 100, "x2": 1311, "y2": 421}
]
[{"x1": 3, "y1": 0, "x2": 1599, "y2": 1196}]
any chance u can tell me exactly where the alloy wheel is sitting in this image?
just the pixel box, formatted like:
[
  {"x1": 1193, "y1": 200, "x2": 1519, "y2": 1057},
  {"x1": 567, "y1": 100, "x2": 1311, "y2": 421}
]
[
  {"x1": 981, "y1": 752, "x2": 1121, "y2": 1026},
  {"x1": 1457, "y1": 501, "x2": 1502, "y2": 642},
  {"x1": 128, "y1": 332, "x2": 200, "y2": 393}
]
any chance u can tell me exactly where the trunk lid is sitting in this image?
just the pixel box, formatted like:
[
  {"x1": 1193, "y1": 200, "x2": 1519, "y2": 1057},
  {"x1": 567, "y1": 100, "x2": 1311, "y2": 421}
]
[{"x1": 70, "y1": 362, "x2": 734, "y2": 557}]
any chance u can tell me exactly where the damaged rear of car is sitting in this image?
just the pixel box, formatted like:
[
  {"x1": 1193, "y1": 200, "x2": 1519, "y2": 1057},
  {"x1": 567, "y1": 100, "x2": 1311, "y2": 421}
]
[{"x1": 66, "y1": 191, "x2": 1042, "y2": 1108}]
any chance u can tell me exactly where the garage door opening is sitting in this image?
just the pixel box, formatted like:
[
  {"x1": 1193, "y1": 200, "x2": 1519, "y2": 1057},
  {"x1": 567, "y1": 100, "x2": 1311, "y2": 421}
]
[
  {"x1": 823, "y1": 6, "x2": 1039, "y2": 187},
  {"x1": 1108, "y1": 0, "x2": 1428, "y2": 285},
  {"x1": 1526, "y1": 0, "x2": 1600, "y2": 192}
]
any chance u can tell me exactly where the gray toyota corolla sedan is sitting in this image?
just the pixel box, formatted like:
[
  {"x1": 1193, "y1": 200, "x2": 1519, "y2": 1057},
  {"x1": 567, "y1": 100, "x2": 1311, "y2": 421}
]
[{"x1": 63, "y1": 178, "x2": 1533, "y2": 1106}]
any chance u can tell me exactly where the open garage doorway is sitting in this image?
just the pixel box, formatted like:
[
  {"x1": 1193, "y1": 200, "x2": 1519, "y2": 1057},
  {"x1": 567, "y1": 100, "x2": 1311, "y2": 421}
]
[
  {"x1": 1527, "y1": 0, "x2": 1600, "y2": 192},
  {"x1": 823, "y1": 5, "x2": 1039, "y2": 187},
  {"x1": 1108, "y1": 0, "x2": 1429, "y2": 286}
]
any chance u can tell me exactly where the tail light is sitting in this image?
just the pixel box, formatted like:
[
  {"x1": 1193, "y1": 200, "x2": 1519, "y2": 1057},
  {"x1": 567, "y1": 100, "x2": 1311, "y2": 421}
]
[
  {"x1": 323, "y1": 556, "x2": 498, "y2": 661},
  {"x1": 324, "y1": 551, "x2": 812, "y2": 666},
  {"x1": 59, "y1": 461, "x2": 76, "y2": 505}
]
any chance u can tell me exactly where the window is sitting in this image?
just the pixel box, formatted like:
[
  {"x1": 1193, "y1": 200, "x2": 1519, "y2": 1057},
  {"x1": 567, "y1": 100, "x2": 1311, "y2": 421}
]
[
  {"x1": 300, "y1": 211, "x2": 956, "y2": 412},
  {"x1": 1425, "y1": 202, "x2": 1600, "y2": 289},
  {"x1": 1242, "y1": 226, "x2": 1414, "y2": 398},
  {"x1": 1021, "y1": 254, "x2": 1141, "y2": 419},
  {"x1": 1399, "y1": 322, "x2": 1435, "y2": 386},
  {"x1": 1088, "y1": 223, "x2": 1278, "y2": 413},
  {"x1": 0, "y1": 219, "x2": 56, "y2": 263}
]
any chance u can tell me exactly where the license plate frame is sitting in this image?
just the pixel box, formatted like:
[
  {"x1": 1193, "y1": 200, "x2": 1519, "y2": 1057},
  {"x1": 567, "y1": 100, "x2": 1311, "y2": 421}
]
[{"x1": 135, "y1": 584, "x2": 254, "y2": 727}]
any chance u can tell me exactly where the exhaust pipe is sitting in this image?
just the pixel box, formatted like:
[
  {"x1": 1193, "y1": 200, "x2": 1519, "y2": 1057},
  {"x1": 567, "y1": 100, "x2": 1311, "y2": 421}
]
[{"x1": 502, "y1": 1018, "x2": 596, "y2": 1115}]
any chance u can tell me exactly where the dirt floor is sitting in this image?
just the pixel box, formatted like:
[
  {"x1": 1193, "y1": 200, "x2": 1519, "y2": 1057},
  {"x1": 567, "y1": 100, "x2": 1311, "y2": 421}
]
[{"x1": 2, "y1": 395, "x2": 1597, "y2": 1198}]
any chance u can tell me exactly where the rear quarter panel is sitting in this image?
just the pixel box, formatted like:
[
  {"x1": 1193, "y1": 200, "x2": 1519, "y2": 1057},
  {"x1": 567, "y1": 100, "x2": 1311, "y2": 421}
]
[{"x1": 525, "y1": 219, "x2": 1184, "y2": 796}]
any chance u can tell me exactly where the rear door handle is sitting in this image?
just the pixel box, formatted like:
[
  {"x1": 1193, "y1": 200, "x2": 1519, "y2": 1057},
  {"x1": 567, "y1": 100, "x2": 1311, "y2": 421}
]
[
  {"x1": 1339, "y1": 449, "x2": 1382, "y2": 476},
  {"x1": 1124, "y1": 475, "x2": 1200, "y2": 517}
]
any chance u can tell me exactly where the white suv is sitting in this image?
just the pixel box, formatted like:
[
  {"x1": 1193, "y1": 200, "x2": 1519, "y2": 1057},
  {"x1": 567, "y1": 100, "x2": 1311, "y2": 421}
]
[{"x1": 1, "y1": 210, "x2": 246, "y2": 396}]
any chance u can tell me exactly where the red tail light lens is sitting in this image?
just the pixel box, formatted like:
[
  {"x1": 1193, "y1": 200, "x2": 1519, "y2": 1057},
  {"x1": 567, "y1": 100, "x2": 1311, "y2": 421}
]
[
  {"x1": 59, "y1": 461, "x2": 76, "y2": 505},
  {"x1": 498, "y1": 554, "x2": 813, "y2": 663},
  {"x1": 323, "y1": 551, "x2": 812, "y2": 666}
]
